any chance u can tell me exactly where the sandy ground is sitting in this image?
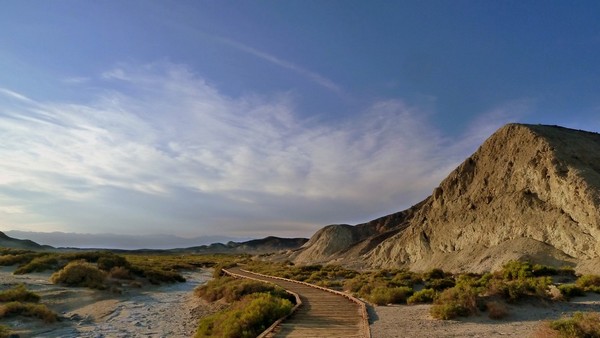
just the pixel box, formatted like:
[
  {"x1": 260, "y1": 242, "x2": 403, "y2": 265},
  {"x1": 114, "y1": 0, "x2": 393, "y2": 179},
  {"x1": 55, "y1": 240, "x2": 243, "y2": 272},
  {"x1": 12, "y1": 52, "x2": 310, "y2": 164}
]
[
  {"x1": 0, "y1": 267, "x2": 216, "y2": 338},
  {"x1": 369, "y1": 293, "x2": 600, "y2": 337}
]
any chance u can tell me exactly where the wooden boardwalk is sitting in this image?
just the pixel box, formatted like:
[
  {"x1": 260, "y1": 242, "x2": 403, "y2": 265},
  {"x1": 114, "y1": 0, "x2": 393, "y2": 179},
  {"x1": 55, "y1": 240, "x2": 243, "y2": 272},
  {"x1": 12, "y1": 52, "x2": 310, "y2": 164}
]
[{"x1": 224, "y1": 267, "x2": 369, "y2": 338}]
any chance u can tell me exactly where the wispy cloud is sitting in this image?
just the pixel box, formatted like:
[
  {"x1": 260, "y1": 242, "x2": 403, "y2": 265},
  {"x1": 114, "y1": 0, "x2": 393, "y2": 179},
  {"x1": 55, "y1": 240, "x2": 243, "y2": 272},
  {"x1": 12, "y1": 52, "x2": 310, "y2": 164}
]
[
  {"x1": 0, "y1": 62, "x2": 516, "y2": 238},
  {"x1": 213, "y1": 36, "x2": 344, "y2": 94}
]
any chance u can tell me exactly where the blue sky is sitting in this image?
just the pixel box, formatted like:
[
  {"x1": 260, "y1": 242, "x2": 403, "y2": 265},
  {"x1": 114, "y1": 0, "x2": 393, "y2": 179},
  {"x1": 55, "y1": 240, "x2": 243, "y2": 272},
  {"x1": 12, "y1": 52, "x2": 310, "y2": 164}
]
[{"x1": 1, "y1": 1, "x2": 600, "y2": 247}]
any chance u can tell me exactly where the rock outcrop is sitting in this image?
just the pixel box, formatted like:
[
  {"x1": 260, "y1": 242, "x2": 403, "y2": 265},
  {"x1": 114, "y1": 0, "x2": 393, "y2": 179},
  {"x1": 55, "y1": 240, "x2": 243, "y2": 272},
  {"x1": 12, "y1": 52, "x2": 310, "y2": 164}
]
[{"x1": 291, "y1": 124, "x2": 600, "y2": 273}]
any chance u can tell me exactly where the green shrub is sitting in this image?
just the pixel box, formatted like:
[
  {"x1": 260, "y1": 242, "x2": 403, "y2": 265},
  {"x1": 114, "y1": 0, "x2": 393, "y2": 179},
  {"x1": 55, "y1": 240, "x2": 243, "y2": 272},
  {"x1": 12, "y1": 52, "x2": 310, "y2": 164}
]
[
  {"x1": 557, "y1": 284, "x2": 586, "y2": 300},
  {"x1": 576, "y1": 275, "x2": 600, "y2": 292},
  {"x1": 196, "y1": 293, "x2": 292, "y2": 338},
  {"x1": 407, "y1": 288, "x2": 436, "y2": 304},
  {"x1": 368, "y1": 286, "x2": 413, "y2": 305},
  {"x1": 0, "y1": 301, "x2": 58, "y2": 323},
  {"x1": 532, "y1": 264, "x2": 558, "y2": 277},
  {"x1": 0, "y1": 284, "x2": 40, "y2": 303},
  {"x1": 430, "y1": 285, "x2": 477, "y2": 320},
  {"x1": 548, "y1": 312, "x2": 600, "y2": 338},
  {"x1": 487, "y1": 276, "x2": 551, "y2": 302},
  {"x1": 50, "y1": 260, "x2": 106, "y2": 289},
  {"x1": 14, "y1": 255, "x2": 59, "y2": 274},
  {"x1": 195, "y1": 277, "x2": 289, "y2": 303},
  {"x1": 501, "y1": 260, "x2": 533, "y2": 280}
]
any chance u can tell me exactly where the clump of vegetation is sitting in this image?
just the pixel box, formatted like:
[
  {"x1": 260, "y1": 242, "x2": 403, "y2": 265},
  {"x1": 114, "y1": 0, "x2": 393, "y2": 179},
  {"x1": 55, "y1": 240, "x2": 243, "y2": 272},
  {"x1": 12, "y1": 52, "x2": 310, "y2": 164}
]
[
  {"x1": 485, "y1": 301, "x2": 509, "y2": 319},
  {"x1": 195, "y1": 277, "x2": 290, "y2": 303},
  {"x1": 407, "y1": 288, "x2": 436, "y2": 304},
  {"x1": 108, "y1": 266, "x2": 133, "y2": 280},
  {"x1": 50, "y1": 260, "x2": 107, "y2": 289},
  {"x1": 368, "y1": 286, "x2": 413, "y2": 305},
  {"x1": 0, "y1": 301, "x2": 58, "y2": 323},
  {"x1": 557, "y1": 284, "x2": 586, "y2": 300},
  {"x1": 14, "y1": 255, "x2": 59, "y2": 274},
  {"x1": 246, "y1": 262, "x2": 357, "y2": 289},
  {"x1": 195, "y1": 293, "x2": 293, "y2": 338},
  {"x1": 430, "y1": 285, "x2": 478, "y2": 320},
  {"x1": 533, "y1": 312, "x2": 600, "y2": 338},
  {"x1": 0, "y1": 252, "x2": 44, "y2": 267},
  {"x1": 0, "y1": 284, "x2": 40, "y2": 303},
  {"x1": 576, "y1": 274, "x2": 600, "y2": 293},
  {"x1": 0, "y1": 325, "x2": 11, "y2": 338}
]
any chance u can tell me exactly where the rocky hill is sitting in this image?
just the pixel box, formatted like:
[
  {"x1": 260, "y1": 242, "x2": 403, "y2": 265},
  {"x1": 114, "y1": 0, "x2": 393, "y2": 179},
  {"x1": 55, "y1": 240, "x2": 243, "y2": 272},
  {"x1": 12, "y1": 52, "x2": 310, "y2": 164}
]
[{"x1": 291, "y1": 124, "x2": 600, "y2": 273}]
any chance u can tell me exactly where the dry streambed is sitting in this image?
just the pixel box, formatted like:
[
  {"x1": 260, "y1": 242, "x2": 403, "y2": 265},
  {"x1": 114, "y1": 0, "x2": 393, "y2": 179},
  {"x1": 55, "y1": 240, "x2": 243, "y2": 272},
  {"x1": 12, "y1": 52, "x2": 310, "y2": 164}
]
[{"x1": 0, "y1": 267, "x2": 213, "y2": 338}]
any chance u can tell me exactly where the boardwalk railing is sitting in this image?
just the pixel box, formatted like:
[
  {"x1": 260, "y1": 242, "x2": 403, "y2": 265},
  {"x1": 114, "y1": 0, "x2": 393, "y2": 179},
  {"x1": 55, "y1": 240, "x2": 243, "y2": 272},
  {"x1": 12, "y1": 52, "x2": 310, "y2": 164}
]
[
  {"x1": 222, "y1": 268, "x2": 303, "y2": 338},
  {"x1": 222, "y1": 267, "x2": 371, "y2": 338}
]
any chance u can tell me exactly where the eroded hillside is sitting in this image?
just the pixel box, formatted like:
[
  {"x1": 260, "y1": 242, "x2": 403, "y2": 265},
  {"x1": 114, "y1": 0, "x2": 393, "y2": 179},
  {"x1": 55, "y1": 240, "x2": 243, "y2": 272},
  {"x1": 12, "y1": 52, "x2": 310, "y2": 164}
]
[{"x1": 292, "y1": 124, "x2": 600, "y2": 273}]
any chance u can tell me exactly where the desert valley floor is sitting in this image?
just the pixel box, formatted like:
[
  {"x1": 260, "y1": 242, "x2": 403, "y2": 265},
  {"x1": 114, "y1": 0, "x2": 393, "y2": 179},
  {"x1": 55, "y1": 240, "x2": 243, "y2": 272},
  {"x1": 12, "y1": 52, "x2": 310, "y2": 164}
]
[{"x1": 1, "y1": 266, "x2": 600, "y2": 337}]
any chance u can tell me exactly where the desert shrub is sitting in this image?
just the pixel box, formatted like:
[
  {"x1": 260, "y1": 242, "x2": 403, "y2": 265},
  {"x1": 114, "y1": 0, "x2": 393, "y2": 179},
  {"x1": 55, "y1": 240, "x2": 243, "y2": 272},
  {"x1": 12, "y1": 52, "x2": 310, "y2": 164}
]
[
  {"x1": 424, "y1": 268, "x2": 446, "y2": 280},
  {"x1": 195, "y1": 277, "x2": 290, "y2": 303},
  {"x1": 344, "y1": 275, "x2": 370, "y2": 294},
  {"x1": 0, "y1": 301, "x2": 58, "y2": 323},
  {"x1": 50, "y1": 260, "x2": 106, "y2": 289},
  {"x1": 501, "y1": 260, "x2": 533, "y2": 280},
  {"x1": 487, "y1": 276, "x2": 552, "y2": 302},
  {"x1": 425, "y1": 278, "x2": 456, "y2": 291},
  {"x1": 60, "y1": 251, "x2": 105, "y2": 263},
  {"x1": 532, "y1": 264, "x2": 558, "y2": 277},
  {"x1": 557, "y1": 284, "x2": 586, "y2": 300},
  {"x1": 544, "y1": 312, "x2": 600, "y2": 338},
  {"x1": 0, "y1": 325, "x2": 10, "y2": 338},
  {"x1": 14, "y1": 255, "x2": 59, "y2": 274},
  {"x1": 108, "y1": 266, "x2": 133, "y2": 280},
  {"x1": 430, "y1": 285, "x2": 478, "y2": 320},
  {"x1": 485, "y1": 301, "x2": 509, "y2": 319},
  {"x1": 142, "y1": 268, "x2": 186, "y2": 284},
  {"x1": 407, "y1": 288, "x2": 436, "y2": 304},
  {"x1": 0, "y1": 253, "x2": 41, "y2": 267},
  {"x1": 0, "y1": 284, "x2": 40, "y2": 303},
  {"x1": 195, "y1": 293, "x2": 292, "y2": 338},
  {"x1": 97, "y1": 254, "x2": 130, "y2": 271},
  {"x1": 390, "y1": 271, "x2": 419, "y2": 287},
  {"x1": 576, "y1": 275, "x2": 600, "y2": 292},
  {"x1": 367, "y1": 286, "x2": 413, "y2": 305}
]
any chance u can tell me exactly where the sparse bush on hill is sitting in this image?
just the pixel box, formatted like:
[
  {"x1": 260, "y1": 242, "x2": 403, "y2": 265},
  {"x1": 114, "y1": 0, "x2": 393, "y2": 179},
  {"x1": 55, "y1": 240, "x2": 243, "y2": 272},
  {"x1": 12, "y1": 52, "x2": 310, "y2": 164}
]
[
  {"x1": 196, "y1": 292, "x2": 293, "y2": 338},
  {"x1": 0, "y1": 284, "x2": 40, "y2": 303},
  {"x1": 50, "y1": 260, "x2": 106, "y2": 289}
]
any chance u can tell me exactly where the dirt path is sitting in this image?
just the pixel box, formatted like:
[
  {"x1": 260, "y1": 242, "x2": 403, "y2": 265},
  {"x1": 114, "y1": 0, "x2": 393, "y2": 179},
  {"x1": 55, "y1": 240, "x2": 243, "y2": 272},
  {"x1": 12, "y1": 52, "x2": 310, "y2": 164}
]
[{"x1": 0, "y1": 267, "x2": 213, "y2": 338}]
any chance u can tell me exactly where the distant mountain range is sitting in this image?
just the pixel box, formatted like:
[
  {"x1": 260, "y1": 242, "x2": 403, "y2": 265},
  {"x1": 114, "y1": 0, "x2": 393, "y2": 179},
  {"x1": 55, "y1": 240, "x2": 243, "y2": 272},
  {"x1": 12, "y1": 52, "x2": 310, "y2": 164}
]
[
  {"x1": 4, "y1": 230, "x2": 248, "y2": 250},
  {"x1": 0, "y1": 230, "x2": 308, "y2": 254},
  {"x1": 292, "y1": 124, "x2": 600, "y2": 274}
]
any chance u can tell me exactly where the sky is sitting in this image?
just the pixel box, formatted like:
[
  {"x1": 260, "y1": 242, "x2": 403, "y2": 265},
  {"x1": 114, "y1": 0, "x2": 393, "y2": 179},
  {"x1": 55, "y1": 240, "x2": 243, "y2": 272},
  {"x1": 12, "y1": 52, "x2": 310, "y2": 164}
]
[{"x1": 1, "y1": 1, "x2": 600, "y2": 248}]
